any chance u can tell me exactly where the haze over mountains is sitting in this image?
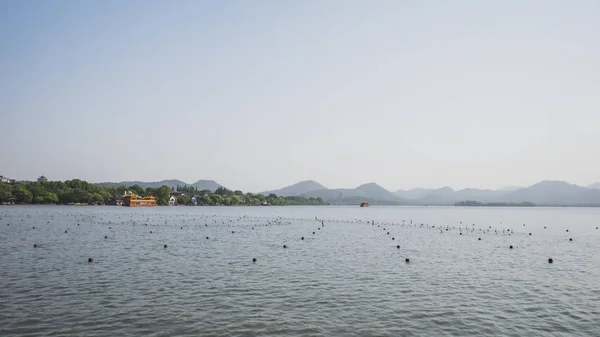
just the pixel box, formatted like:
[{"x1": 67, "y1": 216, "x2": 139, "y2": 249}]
[
  {"x1": 263, "y1": 180, "x2": 600, "y2": 206},
  {"x1": 588, "y1": 182, "x2": 600, "y2": 190},
  {"x1": 96, "y1": 179, "x2": 600, "y2": 206}
]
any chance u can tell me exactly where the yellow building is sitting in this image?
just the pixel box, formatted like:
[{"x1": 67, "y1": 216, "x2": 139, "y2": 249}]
[{"x1": 123, "y1": 193, "x2": 157, "y2": 207}]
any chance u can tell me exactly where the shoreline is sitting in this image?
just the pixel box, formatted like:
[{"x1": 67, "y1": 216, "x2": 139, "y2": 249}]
[{"x1": 2, "y1": 204, "x2": 600, "y2": 208}]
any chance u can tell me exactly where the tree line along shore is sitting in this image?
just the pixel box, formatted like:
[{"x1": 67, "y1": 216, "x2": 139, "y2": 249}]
[{"x1": 0, "y1": 177, "x2": 328, "y2": 206}]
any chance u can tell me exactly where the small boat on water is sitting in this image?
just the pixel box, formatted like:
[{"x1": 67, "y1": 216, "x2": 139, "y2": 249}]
[{"x1": 360, "y1": 202, "x2": 369, "y2": 207}]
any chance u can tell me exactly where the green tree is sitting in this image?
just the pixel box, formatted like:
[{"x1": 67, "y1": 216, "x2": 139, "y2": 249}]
[
  {"x1": 267, "y1": 195, "x2": 283, "y2": 205},
  {"x1": 211, "y1": 194, "x2": 224, "y2": 205},
  {"x1": 99, "y1": 190, "x2": 113, "y2": 203},
  {"x1": 90, "y1": 193, "x2": 104, "y2": 204},
  {"x1": 58, "y1": 188, "x2": 74, "y2": 204},
  {"x1": 153, "y1": 185, "x2": 171, "y2": 205},
  {"x1": 33, "y1": 191, "x2": 58, "y2": 204},
  {"x1": 71, "y1": 190, "x2": 91, "y2": 203},
  {"x1": 230, "y1": 195, "x2": 242, "y2": 205},
  {"x1": 215, "y1": 186, "x2": 232, "y2": 196},
  {"x1": 65, "y1": 179, "x2": 87, "y2": 190},
  {"x1": 177, "y1": 195, "x2": 191, "y2": 206},
  {"x1": 201, "y1": 195, "x2": 213, "y2": 205},
  {"x1": 44, "y1": 192, "x2": 59, "y2": 204},
  {"x1": 0, "y1": 183, "x2": 13, "y2": 201},
  {"x1": 129, "y1": 184, "x2": 144, "y2": 195},
  {"x1": 145, "y1": 187, "x2": 156, "y2": 197},
  {"x1": 13, "y1": 186, "x2": 33, "y2": 203}
]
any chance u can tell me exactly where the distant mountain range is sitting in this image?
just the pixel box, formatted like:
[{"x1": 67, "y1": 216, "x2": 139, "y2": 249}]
[
  {"x1": 302, "y1": 183, "x2": 407, "y2": 205},
  {"x1": 395, "y1": 186, "x2": 508, "y2": 204},
  {"x1": 263, "y1": 180, "x2": 600, "y2": 206},
  {"x1": 262, "y1": 180, "x2": 405, "y2": 205},
  {"x1": 96, "y1": 179, "x2": 223, "y2": 191},
  {"x1": 392, "y1": 181, "x2": 600, "y2": 206},
  {"x1": 95, "y1": 179, "x2": 600, "y2": 206}
]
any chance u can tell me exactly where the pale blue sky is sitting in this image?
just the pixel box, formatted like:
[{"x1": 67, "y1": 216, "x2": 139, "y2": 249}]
[{"x1": 2, "y1": 0, "x2": 600, "y2": 192}]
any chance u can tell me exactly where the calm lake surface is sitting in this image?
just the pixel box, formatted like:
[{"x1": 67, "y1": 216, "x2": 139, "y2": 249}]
[{"x1": 1, "y1": 205, "x2": 599, "y2": 336}]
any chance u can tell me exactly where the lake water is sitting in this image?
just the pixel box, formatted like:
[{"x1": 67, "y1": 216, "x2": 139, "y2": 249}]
[{"x1": 1, "y1": 205, "x2": 599, "y2": 336}]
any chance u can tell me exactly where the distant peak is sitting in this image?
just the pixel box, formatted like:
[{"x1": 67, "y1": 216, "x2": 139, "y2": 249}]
[
  {"x1": 531, "y1": 180, "x2": 572, "y2": 187},
  {"x1": 437, "y1": 186, "x2": 455, "y2": 192},
  {"x1": 261, "y1": 180, "x2": 327, "y2": 197},
  {"x1": 357, "y1": 182, "x2": 380, "y2": 188}
]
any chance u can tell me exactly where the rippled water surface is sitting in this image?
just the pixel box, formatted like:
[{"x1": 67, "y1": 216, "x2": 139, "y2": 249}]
[{"x1": 1, "y1": 205, "x2": 600, "y2": 336}]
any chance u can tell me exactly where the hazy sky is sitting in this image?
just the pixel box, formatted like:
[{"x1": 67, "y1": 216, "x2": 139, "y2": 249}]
[{"x1": 2, "y1": 0, "x2": 600, "y2": 192}]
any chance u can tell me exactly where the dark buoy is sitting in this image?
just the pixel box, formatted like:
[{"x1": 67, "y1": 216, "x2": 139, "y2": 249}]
[
  {"x1": 478, "y1": 238, "x2": 481, "y2": 241},
  {"x1": 548, "y1": 258, "x2": 553, "y2": 263},
  {"x1": 232, "y1": 231, "x2": 235, "y2": 233},
  {"x1": 301, "y1": 237, "x2": 304, "y2": 240},
  {"x1": 283, "y1": 245, "x2": 287, "y2": 248},
  {"x1": 164, "y1": 244, "x2": 167, "y2": 248},
  {"x1": 569, "y1": 238, "x2": 572, "y2": 241},
  {"x1": 460, "y1": 233, "x2": 462, "y2": 235},
  {"x1": 206, "y1": 236, "x2": 209, "y2": 239},
  {"x1": 252, "y1": 258, "x2": 257, "y2": 262},
  {"x1": 150, "y1": 231, "x2": 153, "y2": 233},
  {"x1": 34, "y1": 244, "x2": 38, "y2": 248},
  {"x1": 509, "y1": 245, "x2": 513, "y2": 249},
  {"x1": 396, "y1": 245, "x2": 400, "y2": 249},
  {"x1": 566, "y1": 229, "x2": 569, "y2": 232},
  {"x1": 312, "y1": 232, "x2": 315, "y2": 234},
  {"x1": 529, "y1": 233, "x2": 532, "y2": 236},
  {"x1": 65, "y1": 230, "x2": 68, "y2": 233},
  {"x1": 104, "y1": 236, "x2": 107, "y2": 239},
  {"x1": 392, "y1": 237, "x2": 395, "y2": 240},
  {"x1": 88, "y1": 257, "x2": 94, "y2": 263},
  {"x1": 33, "y1": 227, "x2": 35, "y2": 229},
  {"x1": 405, "y1": 258, "x2": 410, "y2": 263}
]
